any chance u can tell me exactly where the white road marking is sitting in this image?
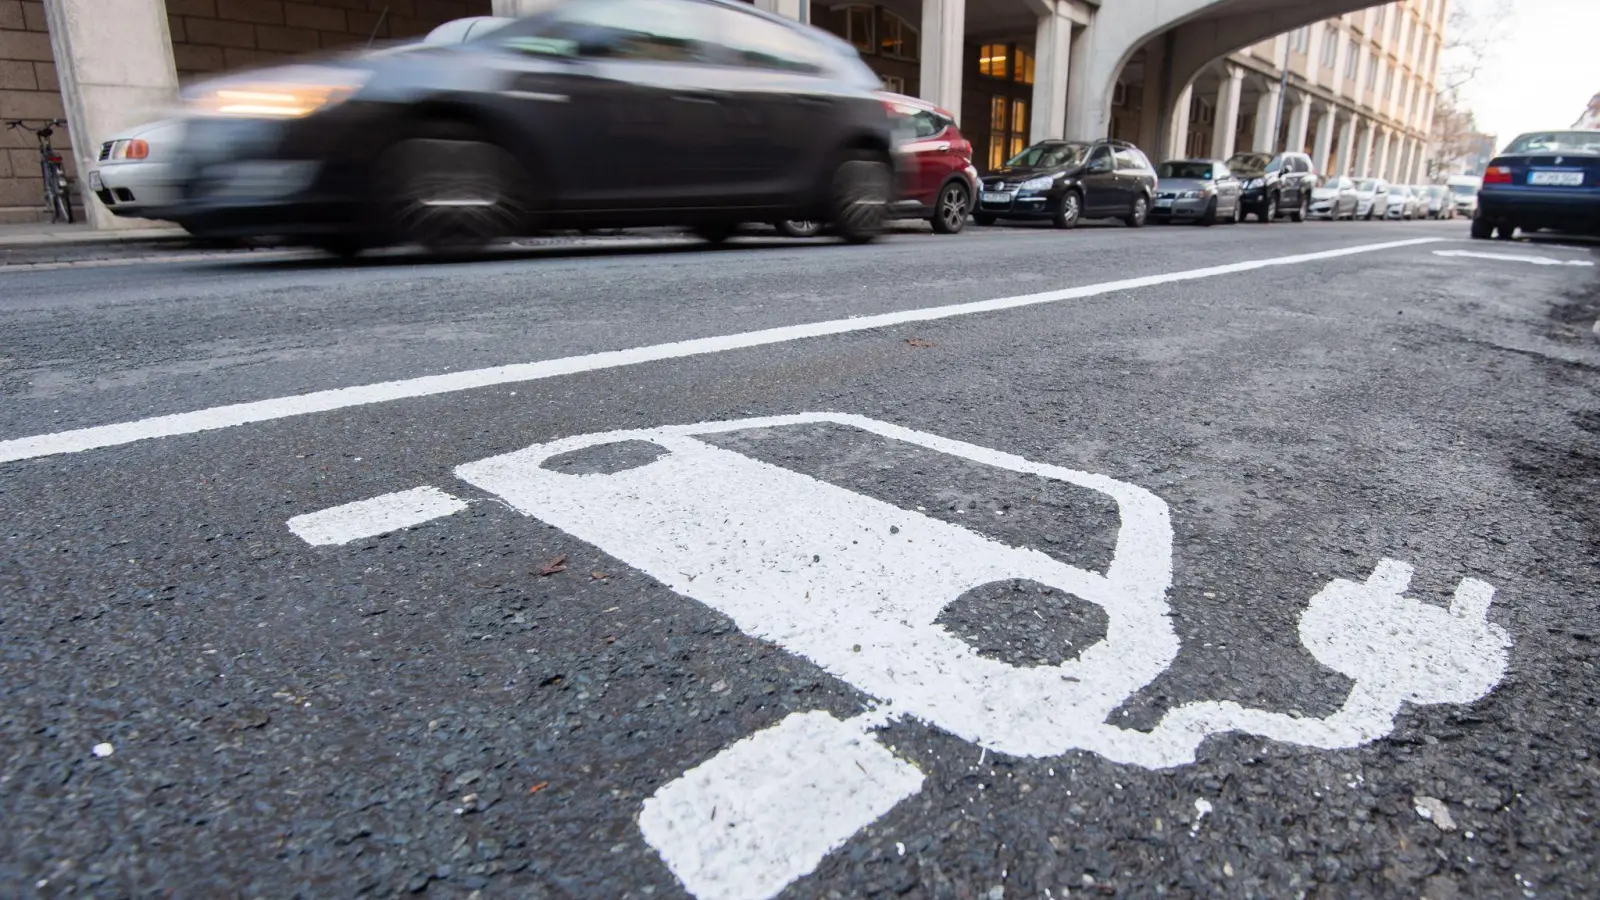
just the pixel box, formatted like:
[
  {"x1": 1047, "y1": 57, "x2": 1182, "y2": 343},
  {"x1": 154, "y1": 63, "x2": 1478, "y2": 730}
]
[
  {"x1": 638, "y1": 710, "x2": 923, "y2": 900},
  {"x1": 0, "y1": 237, "x2": 1444, "y2": 465},
  {"x1": 285, "y1": 486, "x2": 467, "y2": 545},
  {"x1": 1433, "y1": 249, "x2": 1595, "y2": 266}
]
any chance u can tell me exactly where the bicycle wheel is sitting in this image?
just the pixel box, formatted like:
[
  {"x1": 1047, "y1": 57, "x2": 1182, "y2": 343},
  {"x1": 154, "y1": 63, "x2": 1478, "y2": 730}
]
[{"x1": 52, "y1": 166, "x2": 73, "y2": 224}]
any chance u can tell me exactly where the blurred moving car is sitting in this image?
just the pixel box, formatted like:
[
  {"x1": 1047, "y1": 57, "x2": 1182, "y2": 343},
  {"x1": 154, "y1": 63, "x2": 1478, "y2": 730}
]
[
  {"x1": 975, "y1": 138, "x2": 1158, "y2": 229},
  {"x1": 1353, "y1": 178, "x2": 1391, "y2": 220},
  {"x1": 1446, "y1": 175, "x2": 1481, "y2": 217},
  {"x1": 89, "y1": 119, "x2": 187, "y2": 223},
  {"x1": 1149, "y1": 158, "x2": 1241, "y2": 225},
  {"x1": 1226, "y1": 150, "x2": 1316, "y2": 223},
  {"x1": 170, "y1": 0, "x2": 898, "y2": 254},
  {"x1": 1384, "y1": 185, "x2": 1419, "y2": 219},
  {"x1": 1308, "y1": 174, "x2": 1359, "y2": 220},
  {"x1": 778, "y1": 92, "x2": 977, "y2": 237},
  {"x1": 1473, "y1": 129, "x2": 1600, "y2": 240},
  {"x1": 1419, "y1": 184, "x2": 1455, "y2": 219}
]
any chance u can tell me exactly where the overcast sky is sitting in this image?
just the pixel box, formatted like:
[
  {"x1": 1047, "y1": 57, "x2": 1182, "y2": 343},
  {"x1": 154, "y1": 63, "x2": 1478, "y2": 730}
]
[{"x1": 1452, "y1": 0, "x2": 1600, "y2": 148}]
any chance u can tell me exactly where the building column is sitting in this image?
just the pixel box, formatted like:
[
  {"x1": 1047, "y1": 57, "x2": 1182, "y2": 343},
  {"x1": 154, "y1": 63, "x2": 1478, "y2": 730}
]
[
  {"x1": 42, "y1": 0, "x2": 179, "y2": 231},
  {"x1": 752, "y1": 0, "x2": 806, "y2": 20},
  {"x1": 920, "y1": 0, "x2": 966, "y2": 116},
  {"x1": 1374, "y1": 128, "x2": 1392, "y2": 179},
  {"x1": 1354, "y1": 120, "x2": 1375, "y2": 177},
  {"x1": 1286, "y1": 91, "x2": 1312, "y2": 155},
  {"x1": 1252, "y1": 79, "x2": 1282, "y2": 152},
  {"x1": 1312, "y1": 102, "x2": 1337, "y2": 174},
  {"x1": 1336, "y1": 112, "x2": 1358, "y2": 176},
  {"x1": 1030, "y1": 6, "x2": 1073, "y2": 142},
  {"x1": 1167, "y1": 84, "x2": 1193, "y2": 160},
  {"x1": 1210, "y1": 63, "x2": 1245, "y2": 160}
]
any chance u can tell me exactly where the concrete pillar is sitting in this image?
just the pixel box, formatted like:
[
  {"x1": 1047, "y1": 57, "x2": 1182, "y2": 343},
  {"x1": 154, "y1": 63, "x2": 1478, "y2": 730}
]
[
  {"x1": 1253, "y1": 80, "x2": 1282, "y2": 152},
  {"x1": 1167, "y1": 84, "x2": 1193, "y2": 160},
  {"x1": 1210, "y1": 63, "x2": 1245, "y2": 160},
  {"x1": 42, "y1": 0, "x2": 179, "y2": 231},
  {"x1": 753, "y1": 0, "x2": 806, "y2": 20},
  {"x1": 1374, "y1": 128, "x2": 1392, "y2": 180},
  {"x1": 1311, "y1": 102, "x2": 1336, "y2": 174},
  {"x1": 1336, "y1": 112, "x2": 1357, "y2": 176},
  {"x1": 1135, "y1": 39, "x2": 1166, "y2": 150},
  {"x1": 1286, "y1": 91, "x2": 1312, "y2": 155},
  {"x1": 920, "y1": 0, "x2": 966, "y2": 116},
  {"x1": 1031, "y1": 6, "x2": 1073, "y2": 143},
  {"x1": 1354, "y1": 120, "x2": 1374, "y2": 177}
]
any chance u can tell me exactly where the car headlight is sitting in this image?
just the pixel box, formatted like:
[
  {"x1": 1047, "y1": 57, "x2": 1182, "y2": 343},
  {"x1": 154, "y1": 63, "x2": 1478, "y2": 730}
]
[
  {"x1": 1179, "y1": 190, "x2": 1204, "y2": 199},
  {"x1": 1020, "y1": 175, "x2": 1055, "y2": 191},
  {"x1": 185, "y1": 65, "x2": 371, "y2": 119},
  {"x1": 1244, "y1": 178, "x2": 1264, "y2": 190}
]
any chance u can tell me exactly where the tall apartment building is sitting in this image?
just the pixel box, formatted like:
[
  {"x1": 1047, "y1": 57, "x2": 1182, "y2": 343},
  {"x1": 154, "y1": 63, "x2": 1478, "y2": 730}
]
[{"x1": 1148, "y1": 0, "x2": 1447, "y2": 183}]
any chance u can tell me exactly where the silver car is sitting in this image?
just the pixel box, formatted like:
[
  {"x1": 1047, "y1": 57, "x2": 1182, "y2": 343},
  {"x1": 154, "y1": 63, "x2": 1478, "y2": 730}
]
[
  {"x1": 1151, "y1": 158, "x2": 1243, "y2": 225},
  {"x1": 1354, "y1": 178, "x2": 1391, "y2": 219},
  {"x1": 1385, "y1": 186, "x2": 1419, "y2": 219},
  {"x1": 1308, "y1": 175, "x2": 1360, "y2": 220}
]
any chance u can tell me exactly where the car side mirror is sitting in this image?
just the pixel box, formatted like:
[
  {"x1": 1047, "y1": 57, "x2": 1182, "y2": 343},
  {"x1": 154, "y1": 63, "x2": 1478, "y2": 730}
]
[{"x1": 1088, "y1": 158, "x2": 1112, "y2": 174}]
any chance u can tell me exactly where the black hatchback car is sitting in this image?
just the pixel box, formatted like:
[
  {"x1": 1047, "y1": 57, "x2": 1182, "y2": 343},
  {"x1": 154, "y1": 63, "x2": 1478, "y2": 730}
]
[
  {"x1": 1225, "y1": 151, "x2": 1316, "y2": 222},
  {"x1": 974, "y1": 139, "x2": 1158, "y2": 229},
  {"x1": 168, "y1": 0, "x2": 896, "y2": 254}
]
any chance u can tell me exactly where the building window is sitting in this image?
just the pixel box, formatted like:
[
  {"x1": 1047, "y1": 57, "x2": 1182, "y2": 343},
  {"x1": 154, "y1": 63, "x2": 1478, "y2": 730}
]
[
  {"x1": 1289, "y1": 27, "x2": 1309, "y2": 54},
  {"x1": 1372, "y1": 5, "x2": 1385, "y2": 33},
  {"x1": 1322, "y1": 27, "x2": 1338, "y2": 67},
  {"x1": 1012, "y1": 47, "x2": 1034, "y2": 85},
  {"x1": 987, "y1": 95, "x2": 1028, "y2": 170},
  {"x1": 830, "y1": 5, "x2": 875, "y2": 55},
  {"x1": 1112, "y1": 80, "x2": 1129, "y2": 107},
  {"x1": 877, "y1": 8, "x2": 918, "y2": 61},
  {"x1": 1190, "y1": 95, "x2": 1214, "y2": 126},
  {"x1": 880, "y1": 74, "x2": 904, "y2": 92},
  {"x1": 1345, "y1": 38, "x2": 1360, "y2": 78},
  {"x1": 979, "y1": 42, "x2": 1008, "y2": 79}
]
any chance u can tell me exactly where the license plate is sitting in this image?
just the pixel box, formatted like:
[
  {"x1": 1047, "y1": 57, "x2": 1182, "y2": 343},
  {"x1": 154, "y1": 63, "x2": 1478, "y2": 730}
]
[
  {"x1": 1154, "y1": 198, "x2": 1173, "y2": 208},
  {"x1": 981, "y1": 192, "x2": 1012, "y2": 204},
  {"x1": 88, "y1": 171, "x2": 103, "y2": 190},
  {"x1": 1529, "y1": 170, "x2": 1584, "y2": 186}
]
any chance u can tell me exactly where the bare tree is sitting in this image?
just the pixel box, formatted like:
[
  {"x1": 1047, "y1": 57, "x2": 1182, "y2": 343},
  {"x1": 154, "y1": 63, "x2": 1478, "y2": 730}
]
[{"x1": 1427, "y1": 0, "x2": 1510, "y2": 176}]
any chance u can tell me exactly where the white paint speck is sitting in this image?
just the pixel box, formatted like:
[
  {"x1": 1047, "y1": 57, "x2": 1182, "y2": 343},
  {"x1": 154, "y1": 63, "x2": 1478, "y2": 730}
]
[
  {"x1": 92, "y1": 742, "x2": 114, "y2": 758},
  {"x1": 896, "y1": 841, "x2": 905, "y2": 857},
  {"x1": 1191, "y1": 798, "x2": 1213, "y2": 835}
]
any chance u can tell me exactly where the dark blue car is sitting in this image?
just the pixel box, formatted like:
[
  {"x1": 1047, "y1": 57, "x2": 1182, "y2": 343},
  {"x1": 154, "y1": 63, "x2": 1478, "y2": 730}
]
[{"x1": 1473, "y1": 129, "x2": 1600, "y2": 239}]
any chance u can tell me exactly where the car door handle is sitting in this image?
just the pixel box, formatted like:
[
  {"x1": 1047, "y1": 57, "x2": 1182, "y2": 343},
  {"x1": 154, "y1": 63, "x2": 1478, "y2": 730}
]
[{"x1": 933, "y1": 142, "x2": 951, "y2": 152}]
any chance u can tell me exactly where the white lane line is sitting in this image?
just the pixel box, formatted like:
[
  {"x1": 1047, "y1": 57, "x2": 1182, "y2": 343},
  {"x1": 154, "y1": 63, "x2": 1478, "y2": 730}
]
[
  {"x1": 285, "y1": 486, "x2": 468, "y2": 545},
  {"x1": 638, "y1": 710, "x2": 923, "y2": 900},
  {"x1": 1433, "y1": 249, "x2": 1595, "y2": 266},
  {"x1": 0, "y1": 237, "x2": 1442, "y2": 465}
]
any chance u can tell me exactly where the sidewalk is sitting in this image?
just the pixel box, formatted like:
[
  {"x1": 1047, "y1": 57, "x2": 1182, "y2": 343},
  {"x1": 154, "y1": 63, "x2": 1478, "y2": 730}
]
[{"x1": 0, "y1": 222, "x2": 188, "y2": 248}]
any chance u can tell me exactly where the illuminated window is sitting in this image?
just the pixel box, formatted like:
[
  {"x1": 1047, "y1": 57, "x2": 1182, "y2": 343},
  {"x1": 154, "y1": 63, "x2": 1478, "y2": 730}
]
[
  {"x1": 1013, "y1": 47, "x2": 1034, "y2": 84},
  {"x1": 877, "y1": 8, "x2": 919, "y2": 60},
  {"x1": 979, "y1": 42, "x2": 1008, "y2": 79},
  {"x1": 986, "y1": 96, "x2": 1028, "y2": 170}
]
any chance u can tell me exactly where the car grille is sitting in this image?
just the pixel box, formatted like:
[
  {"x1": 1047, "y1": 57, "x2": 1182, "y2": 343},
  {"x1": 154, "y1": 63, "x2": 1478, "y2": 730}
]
[
  {"x1": 1156, "y1": 191, "x2": 1177, "y2": 200},
  {"x1": 984, "y1": 181, "x2": 1019, "y2": 192},
  {"x1": 98, "y1": 142, "x2": 113, "y2": 161}
]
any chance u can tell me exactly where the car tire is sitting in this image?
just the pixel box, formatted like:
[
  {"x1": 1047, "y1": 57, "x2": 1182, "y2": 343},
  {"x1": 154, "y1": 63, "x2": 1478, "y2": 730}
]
[
  {"x1": 973, "y1": 213, "x2": 997, "y2": 227},
  {"x1": 1289, "y1": 194, "x2": 1308, "y2": 223},
  {"x1": 1124, "y1": 193, "x2": 1149, "y2": 228},
  {"x1": 1200, "y1": 196, "x2": 1218, "y2": 226},
  {"x1": 830, "y1": 151, "x2": 892, "y2": 244},
  {"x1": 1495, "y1": 223, "x2": 1516, "y2": 240},
  {"x1": 931, "y1": 182, "x2": 970, "y2": 234},
  {"x1": 1052, "y1": 189, "x2": 1082, "y2": 229},
  {"x1": 1259, "y1": 194, "x2": 1278, "y2": 223},
  {"x1": 776, "y1": 220, "x2": 824, "y2": 238},
  {"x1": 376, "y1": 125, "x2": 530, "y2": 253}
]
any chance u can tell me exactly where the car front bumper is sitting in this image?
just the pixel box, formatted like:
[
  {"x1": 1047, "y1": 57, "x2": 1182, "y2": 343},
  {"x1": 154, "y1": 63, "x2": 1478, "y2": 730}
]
[
  {"x1": 1150, "y1": 196, "x2": 1210, "y2": 219},
  {"x1": 976, "y1": 188, "x2": 1065, "y2": 219},
  {"x1": 1307, "y1": 198, "x2": 1339, "y2": 218}
]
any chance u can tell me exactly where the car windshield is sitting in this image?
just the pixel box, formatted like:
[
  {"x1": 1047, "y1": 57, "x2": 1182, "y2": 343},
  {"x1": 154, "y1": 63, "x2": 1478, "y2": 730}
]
[
  {"x1": 1355, "y1": 179, "x2": 1378, "y2": 192},
  {"x1": 1226, "y1": 152, "x2": 1275, "y2": 174},
  {"x1": 1449, "y1": 183, "x2": 1479, "y2": 196},
  {"x1": 1158, "y1": 161, "x2": 1213, "y2": 180},
  {"x1": 1005, "y1": 142, "x2": 1091, "y2": 169},
  {"x1": 1503, "y1": 131, "x2": 1600, "y2": 154},
  {"x1": 1391, "y1": 187, "x2": 1410, "y2": 197}
]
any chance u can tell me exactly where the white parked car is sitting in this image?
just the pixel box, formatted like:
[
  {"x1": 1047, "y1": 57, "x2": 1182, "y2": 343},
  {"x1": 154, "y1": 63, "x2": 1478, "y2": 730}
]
[
  {"x1": 1308, "y1": 175, "x2": 1360, "y2": 220},
  {"x1": 1353, "y1": 178, "x2": 1391, "y2": 220},
  {"x1": 88, "y1": 118, "x2": 187, "y2": 222},
  {"x1": 1384, "y1": 185, "x2": 1419, "y2": 219},
  {"x1": 1446, "y1": 175, "x2": 1481, "y2": 217}
]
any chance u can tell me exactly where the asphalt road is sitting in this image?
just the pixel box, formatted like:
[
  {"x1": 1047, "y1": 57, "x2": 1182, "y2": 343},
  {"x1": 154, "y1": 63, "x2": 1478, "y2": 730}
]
[{"x1": 2, "y1": 218, "x2": 1598, "y2": 899}]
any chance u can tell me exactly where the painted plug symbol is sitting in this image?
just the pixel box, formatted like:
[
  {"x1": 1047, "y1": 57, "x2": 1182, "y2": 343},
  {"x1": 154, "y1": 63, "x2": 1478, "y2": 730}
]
[{"x1": 1299, "y1": 559, "x2": 1511, "y2": 712}]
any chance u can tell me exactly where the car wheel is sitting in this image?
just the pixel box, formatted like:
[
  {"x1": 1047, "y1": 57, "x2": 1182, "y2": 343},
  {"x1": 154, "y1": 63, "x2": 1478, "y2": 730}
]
[
  {"x1": 1259, "y1": 194, "x2": 1278, "y2": 223},
  {"x1": 931, "y1": 182, "x2": 970, "y2": 234},
  {"x1": 830, "y1": 151, "x2": 892, "y2": 244},
  {"x1": 973, "y1": 213, "x2": 997, "y2": 227},
  {"x1": 1494, "y1": 222, "x2": 1516, "y2": 240},
  {"x1": 1200, "y1": 196, "x2": 1219, "y2": 226},
  {"x1": 1052, "y1": 189, "x2": 1082, "y2": 229},
  {"x1": 377, "y1": 127, "x2": 529, "y2": 253},
  {"x1": 776, "y1": 220, "x2": 824, "y2": 238},
  {"x1": 1289, "y1": 194, "x2": 1308, "y2": 223},
  {"x1": 1125, "y1": 194, "x2": 1149, "y2": 228}
]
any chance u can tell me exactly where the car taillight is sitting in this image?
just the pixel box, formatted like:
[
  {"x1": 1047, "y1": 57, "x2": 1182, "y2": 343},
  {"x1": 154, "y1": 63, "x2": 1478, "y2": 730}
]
[
  {"x1": 124, "y1": 139, "x2": 149, "y2": 160},
  {"x1": 1483, "y1": 165, "x2": 1512, "y2": 184}
]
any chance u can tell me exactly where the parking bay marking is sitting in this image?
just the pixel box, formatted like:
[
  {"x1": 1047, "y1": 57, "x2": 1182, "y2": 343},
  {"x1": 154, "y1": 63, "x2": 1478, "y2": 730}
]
[
  {"x1": 1433, "y1": 249, "x2": 1595, "y2": 266},
  {"x1": 0, "y1": 237, "x2": 1447, "y2": 466},
  {"x1": 287, "y1": 412, "x2": 1513, "y2": 900}
]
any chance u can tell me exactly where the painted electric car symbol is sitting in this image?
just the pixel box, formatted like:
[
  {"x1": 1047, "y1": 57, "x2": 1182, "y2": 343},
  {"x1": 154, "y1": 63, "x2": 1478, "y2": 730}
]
[{"x1": 287, "y1": 413, "x2": 1513, "y2": 900}]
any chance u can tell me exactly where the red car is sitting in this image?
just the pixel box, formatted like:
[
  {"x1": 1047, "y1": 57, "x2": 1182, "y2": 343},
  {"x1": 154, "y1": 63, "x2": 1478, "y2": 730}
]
[{"x1": 780, "y1": 92, "x2": 978, "y2": 237}]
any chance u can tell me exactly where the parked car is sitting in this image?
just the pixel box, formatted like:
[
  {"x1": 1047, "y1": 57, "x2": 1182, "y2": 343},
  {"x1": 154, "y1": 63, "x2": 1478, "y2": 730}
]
[
  {"x1": 1446, "y1": 175, "x2": 1481, "y2": 217},
  {"x1": 168, "y1": 0, "x2": 898, "y2": 254},
  {"x1": 1225, "y1": 150, "x2": 1316, "y2": 223},
  {"x1": 1353, "y1": 177, "x2": 1390, "y2": 220},
  {"x1": 1149, "y1": 158, "x2": 1242, "y2": 225},
  {"x1": 1384, "y1": 186, "x2": 1419, "y2": 219},
  {"x1": 974, "y1": 139, "x2": 1158, "y2": 229},
  {"x1": 88, "y1": 118, "x2": 188, "y2": 224},
  {"x1": 1418, "y1": 184, "x2": 1454, "y2": 219},
  {"x1": 778, "y1": 92, "x2": 977, "y2": 237},
  {"x1": 1308, "y1": 174, "x2": 1359, "y2": 220},
  {"x1": 1473, "y1": 129, "x2": 1600, "y2": 240}
]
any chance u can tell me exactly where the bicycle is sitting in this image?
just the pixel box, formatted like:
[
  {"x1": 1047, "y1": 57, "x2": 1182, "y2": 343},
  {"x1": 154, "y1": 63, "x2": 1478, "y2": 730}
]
[{"x1": 6, "y1": 118, "x2": 74, "y2": 224}]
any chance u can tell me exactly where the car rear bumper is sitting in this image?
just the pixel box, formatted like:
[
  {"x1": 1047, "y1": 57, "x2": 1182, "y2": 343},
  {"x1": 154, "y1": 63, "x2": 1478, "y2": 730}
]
[{"x1": 1478, "y1": 186, "x2": 1600, "y2": 228}]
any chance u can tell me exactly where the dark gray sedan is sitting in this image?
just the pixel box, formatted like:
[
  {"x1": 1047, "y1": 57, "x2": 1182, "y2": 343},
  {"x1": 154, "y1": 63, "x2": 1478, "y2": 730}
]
[{"x1": 1151, "y1": 159, "x2": 1243, "y2": 225}]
